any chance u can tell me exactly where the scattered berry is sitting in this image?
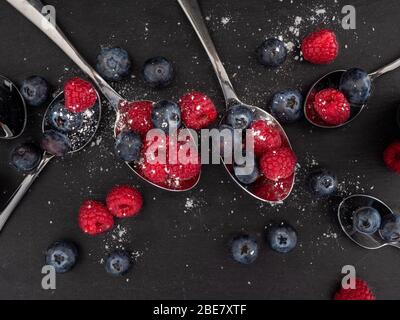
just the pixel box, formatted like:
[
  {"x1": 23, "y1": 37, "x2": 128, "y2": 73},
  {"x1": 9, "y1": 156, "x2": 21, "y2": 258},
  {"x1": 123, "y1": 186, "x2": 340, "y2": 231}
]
[
  {"x1": 307, "y1": 169, "x2": 338, "y2": 198},
  {"x1": 270, "y1": 89, "x2": 303, "y2": 124},
  {"x1": 115, "y1": 131, "x2": 142, "y2": 162},
  {"x1": 339, "y1": 68, "x2": 372, "y2": 105},
  {"x1": 41, "y1": 130, "x2": 71, "y2": 157},
  {"x1": 20, "y1": 76, "x2": 50, "y2": 107},
  {"x1": 233, "y1": 152, "x2": 260, "y2": 185},
  {"x1": 301, "y1": 29, "x2": 339, "y2": 64},
  {"x1": 313, "y1": 88, "x2": 351, "y2": 126},
  {"x1": 334, "y1": 278, "x2": 376, "y2": 300},
  {"x1": 266, "y1": 223, "x2": 298, "y2": 253},
  {"x1": 49, "y1": 101, "x2": 83, "y2": 133},
  {"x1": 78, "y1": 200, "x2": 114, "y2": 236},
  {"x1": 380, "y1": 213, "x2": 400, "y2": 242},
  {"x1": 106, "y1": 185, "x2": 143, "y2": 218},
  {"x1": 122, "y1": 101, "x2": 154, "y2": 136},
  {"x1": 249, "y1": 120, "x2": 282, "y2": 156},
  {"x1": 255, "y1": 38, "x2": 287, "y2": 67},
  {"x1": 179, "y1": 91, "x2": 218, "y2": 130},
  {"x1": 226, "y1": 105, "x2": 254, "y2": 130},
  {"x1": 45, "y1": 241, "x2": 78, "y2": 273},
  {"x1": 10, "y1": 142, "x2": 42, "y2": 172},
  {"x1": 353, "y1": 207, "x2": 381, "y2": 235},
  {"x1": 64, "y1": 78, "x2": 97, "y2": 113},
  {"x1": 142, "y1": 56, "x2": 174, "y2": 88},
  {"x1": 383, "y1": 142, "x2": 400, "y2": 175},
  {"x1": 259, "y1": 147, "x2": 296, "y2": 181},
  {"x1": 151, "y1": 100, "x2": 181, "y2": 133},
  {"x1": 96, "y1": 47, "x2": 131, "y2": 81},
  {"x1": 231, "y1": 235, "x2": 259, "y2": 264},
  {"x1": 105, "y1": 251, "x2": 132, "y2": 276}
]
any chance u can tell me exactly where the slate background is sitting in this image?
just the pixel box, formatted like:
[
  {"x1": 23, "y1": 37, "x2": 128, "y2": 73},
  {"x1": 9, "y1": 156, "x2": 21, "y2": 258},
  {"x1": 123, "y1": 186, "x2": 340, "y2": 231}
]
[{"x1": 0, "y1": 0, "x2": 399, "y2": 300}]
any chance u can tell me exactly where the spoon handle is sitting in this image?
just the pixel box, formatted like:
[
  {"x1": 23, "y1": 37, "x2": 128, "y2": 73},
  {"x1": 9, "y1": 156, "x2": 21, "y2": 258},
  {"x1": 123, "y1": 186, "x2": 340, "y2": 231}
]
[
  {"x1": 369, "y1": 57, "x2": 400, "y2": 80},
  {"x1": 177, "y1": 0, "x2": 239, "y2": 106},
  {"x1": 0, "y1": 153, "x2": 53, "y2": 232},
  {"x1": 7, "y1": 0, "x2": 123, "y2": 108}
]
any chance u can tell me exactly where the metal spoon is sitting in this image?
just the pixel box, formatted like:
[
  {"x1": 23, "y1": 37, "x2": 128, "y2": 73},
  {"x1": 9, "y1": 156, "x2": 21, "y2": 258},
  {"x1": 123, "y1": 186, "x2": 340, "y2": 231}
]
[
  {"x1": 338, "y1": 194, "x2": 400, "y2": 250},
  {"x1": 178, "y1": 0, "x2": 295, "y2": 203},
  {"x1": 0, "y1": 90, "x2": 101, "y2": 231},
  {"x1": 7, "y1": 0, "x2": 201, "y2": 191},
  {"x1": 305, "y1": 56, "x2": 400, "y2": 128},
  {"x1": 0, "y1": 74, "x2": 27, "y2": 139}
]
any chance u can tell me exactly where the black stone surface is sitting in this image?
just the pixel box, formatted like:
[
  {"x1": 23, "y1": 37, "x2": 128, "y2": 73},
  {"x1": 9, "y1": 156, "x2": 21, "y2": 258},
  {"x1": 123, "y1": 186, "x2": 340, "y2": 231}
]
[{"x1": 0, "y1": 0, "x2": 399, "y2": 300}]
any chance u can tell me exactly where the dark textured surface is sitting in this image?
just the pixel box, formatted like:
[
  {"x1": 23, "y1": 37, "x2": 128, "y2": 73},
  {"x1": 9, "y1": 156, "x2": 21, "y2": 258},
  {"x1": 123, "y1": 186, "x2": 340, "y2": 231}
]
[{"x1": 0, "y1": 0, "x2": 400, "y2": 300}]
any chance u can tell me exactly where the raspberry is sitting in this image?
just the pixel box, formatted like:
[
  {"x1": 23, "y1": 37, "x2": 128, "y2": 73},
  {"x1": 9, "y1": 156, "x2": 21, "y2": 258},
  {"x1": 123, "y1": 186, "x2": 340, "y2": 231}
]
[
  {"x1": 301, "y1": 29, "x2": 339, "y2": 64},
  {"x1": 384, "y1": 142, "x2": 400, "y2": 175},
  {"x1": 313, "y1": 88, "x2": 351, "y2": 126},
  {"x1": 64, "y1": 78, "x2": 97, "y2": 113},
  {"x1": 141, "y1": 160, "x2": 169, "y2": 184},
  {"x1": 334, "y1": 278, "x2": 376, "y2": 300},
  {"x1": 249, "y1": 120, "x2": 282, "y2": 156},
  {"x1": 141, "y1": 135, "x2": 169, "y2": 184},
  {"x1": 252, "y1": 176, "x2": 293, "y2": 202},
  {"x1": 78, "y1": 201, "x2": 114, "y2": 236},
  {"x1": 121, "y1": 101, "x2": 154, "y2": 136},
  {"x1": 260, "y1": 147, "x2": 296, "y2": 181},
  {"x1": 168, "y1": 137, "x2": 201, "y2": 181},
  {"x1": 179, "y1": 91, "x2": 218, "y2": 130},
  {"x1": 106, "y1": 185, "x2": 143, "y2": 218}
]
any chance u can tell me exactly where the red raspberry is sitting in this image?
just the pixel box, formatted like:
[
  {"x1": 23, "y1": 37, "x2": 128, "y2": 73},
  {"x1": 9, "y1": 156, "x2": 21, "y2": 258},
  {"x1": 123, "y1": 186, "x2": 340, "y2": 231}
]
[
  {"x1": 301, "y1": 29, "x2": 339, "y2": 64},
  {"x1": 141, "y1": 160, "x2": 169, "y2": 184},
  {"x1": 313, "y1": 88, "x2": 351, "y2": 126},
  {"x1": 106, "y1": 185, "x2": 143, "y2": 218},
  {"x1": 252, "y1": 176, "x2": 293, "y2": 202},
  {"x1": 78, "y1": 200, "x2": 114, "y2": 236},
  {"x1": 64, "y1": 78, "x2": 97, "y2": 113},
  {"x1": 121, "y1": 101, "x2": 154, "y2": 136},
  {"x1": 334, "y1": 278, "x2": 376, "y2": 300},
  {"x1": 141, "y1": 134, "x2": 169, "y2": 184},
  {"x1": 249, "y1": 120, "x2": 282, "y2": 156},
  {"x1": 260, "y1": 147, "x2": 296, "y2": 181},
  {"x1": 384, "y1": 141, "x2": 400, "y2": 174},
  {"x1": 179, "y1": 91, "x2": 218, "y2": 130}
]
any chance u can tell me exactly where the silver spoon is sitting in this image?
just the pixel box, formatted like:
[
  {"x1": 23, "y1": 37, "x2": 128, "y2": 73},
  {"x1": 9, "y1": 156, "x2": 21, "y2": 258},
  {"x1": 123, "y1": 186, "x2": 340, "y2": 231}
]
[
  {"x1": 0, "y1": 74, "x2": 27, "y2": 139},
  {"x1": 338, "y1": 194, "x2": 400, "y2": 250},
  {"x1": 178, "y1": 0, "x2": 295, "y2": 203},
  {"x1": 8, "y1": 0, "x2": 201, "y2": 192},
  {"x1": 0, "y1": 90, "x2": 101, "y2": 231},
  {"x1": 305, "y1": 57, "x2": 400, "y2": 128}
]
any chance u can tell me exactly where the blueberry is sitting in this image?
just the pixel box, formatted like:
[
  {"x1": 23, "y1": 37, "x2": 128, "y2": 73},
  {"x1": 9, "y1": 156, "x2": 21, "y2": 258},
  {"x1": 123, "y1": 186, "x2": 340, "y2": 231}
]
[
  {"x1": 380, "y1": 214, "x2": 400, "y2": 243},
  {"x1": 151, "y1": 100, "x2": 181, "y2": 133},
  {"x1": 115, "y1": 131, "x2": 142, "y2": 162},
  {"x1": 234, "y1": 152, "x2": 260, "y2": 185},
  {"x1": 353, "y1": 207, "x2": 381, "y2": 235},
  {"x1": 271, "y1": 89, "x2": 303, "y2": 123},
  {"x1": 49, "y1": 101, "x2": 83, "y2": 133},
  {"x1": 96, "y1": 47, "x2": 132, "y2": 81},
  {"x1": 256, "y1": 38, "x2": 288, "y2": 67},
  {"x1": 142, "y1": 56, "x2": 174, "y2": 88},
  {"x1": 45, "y1": 241, "x2": 78, "y2": 273},
  {"x1": 307, "y1": 169, "x2": 338, "y2": 198},
  {"x1": 105, "y1": 251, "x2": 132, "y2": 276},
  {"x1": 231, "y1": 235, "x2": 259, "y2": 264},
  {"x1": 267, "y1": 223, "x2": 297, "y2": 253},
  {"x1": 226, "y1": 105, "x2": 254, "y2": 130},
  {"x1": 218, "y1": 124, "x2": 243, "y2": 157},
  {"x1": 10, "y1": 142, "x2": 42, "y2": 172},
  {"x1": 41, "y1": 130, "x2": 71, "y2": 156},
  {"x1": 20, "y1": 76, "x2": 50, "y2": 107},
  {"x1": 339, "y1": 68, "x2": 372, "y2": 105}
]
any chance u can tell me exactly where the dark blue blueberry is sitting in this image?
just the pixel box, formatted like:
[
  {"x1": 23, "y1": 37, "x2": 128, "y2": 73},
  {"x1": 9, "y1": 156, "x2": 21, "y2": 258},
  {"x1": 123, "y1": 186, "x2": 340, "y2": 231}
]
[
  {"x1": 151, "y1": 100, "x2": 181, "y2": 133},
  {"x1": 142, "y1": 56, "x2": 174, "y2": 88},
  {"x1": 234, "y1": 152, "x2": 260, "y2": 185},
  {"x1": 307, "y1": 169, "x2": 338, "y2": 198},
  {"x1": 353, "y1": 207, "x2": 381, "y2": 235},
  {"x1": 218, "y1": 124, "x2": 243, "y2": 157},
  {"x1": 271, "y1": 89, "x2": 303, "y2": 123},
  {"x1": 40, "y1": 130, "x2": 71, "y2": 157},
  {"x1": 231, "y1": 235, "x2": 259, "y2": 264},
  {"x1": 10, "y1": 142, "x2": 42, "y2": 172},
  {"x1": 45, "y1": 241, "x2": 78, "y2": 274},
  {"x1": 256, "y1": 38, "x2": 288, "y2": 67},
  {"x1": 380, "y1": 214, "x2": 400, "y2": 243},
  {"x1": 115, "y1": 131, "x2": 142, "y2": 162},
  {"x1": 49, "y1": 101, "x2": 83, "y2": 133},
  {"x1": 339, "y1": 68, "x2": 372, "y2": 105},
  {"x1": 226, "y1": 105, "x2": 254, "y2": 130},
  {"x1": 105, "y1": 251, "x2": 132, "y2": 276},
  {"x1": 96, "y1": 47, "x2": 132, "y2": 81},
  {"x1": 20, "y1": 76, "x2": 50, "y2": 107},
  {"x1": 267, "y1": 223, "x2": 297, "y2": 253}
]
